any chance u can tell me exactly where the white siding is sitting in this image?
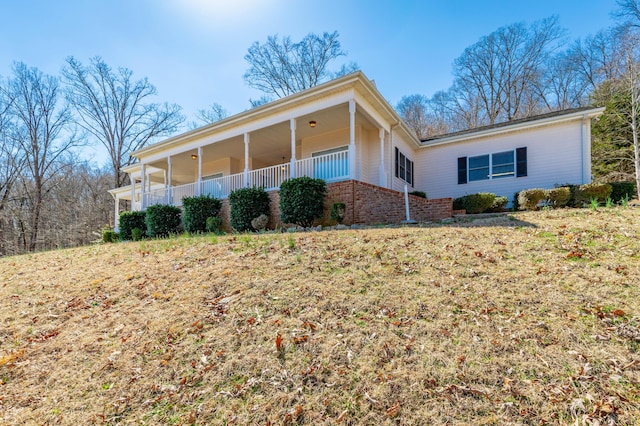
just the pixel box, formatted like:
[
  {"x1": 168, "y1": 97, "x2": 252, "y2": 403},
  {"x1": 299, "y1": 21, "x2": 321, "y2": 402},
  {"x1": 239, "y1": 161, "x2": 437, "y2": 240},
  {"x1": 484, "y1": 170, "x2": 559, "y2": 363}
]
[
  {"x1": 416, "y1": 120, "x2": 588, "y2": 202},
  {"x1": 301, "y1": 127, "x2": 349, "y2": 157}
]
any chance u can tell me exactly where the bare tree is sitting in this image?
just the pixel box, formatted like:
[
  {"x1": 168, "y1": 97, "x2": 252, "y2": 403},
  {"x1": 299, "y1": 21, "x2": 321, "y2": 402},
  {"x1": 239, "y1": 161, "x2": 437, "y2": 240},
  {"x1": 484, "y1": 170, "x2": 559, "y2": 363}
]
[
  {"x1": 6, "y1": 62, "x2": 80, "y2": 251},
  {"x1": 243, "y1": 31, "x2": 349, "y2": 98},
  {"x1": 62, "y1": 56, "x2": 184, "y2": 188},
  {"x1": 452, "y1": 17, "x2": 564, "y2": 126},
  {"x1": 612, "y1": 0, "x2": 640, "y2": 197},
  {"x1": 188, "y1": 102, "x2": 229, "y2": 130},
  {"x1": 396, "y1": 94, "x2": 451, "y2": 139}
]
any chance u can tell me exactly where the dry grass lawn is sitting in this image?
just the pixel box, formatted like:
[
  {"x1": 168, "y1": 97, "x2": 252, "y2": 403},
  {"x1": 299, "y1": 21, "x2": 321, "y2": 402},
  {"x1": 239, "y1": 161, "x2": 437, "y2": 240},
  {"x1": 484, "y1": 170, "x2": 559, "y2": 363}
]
[{"x1": 0, "y1": 208, "x2": 639, "y2": 425}]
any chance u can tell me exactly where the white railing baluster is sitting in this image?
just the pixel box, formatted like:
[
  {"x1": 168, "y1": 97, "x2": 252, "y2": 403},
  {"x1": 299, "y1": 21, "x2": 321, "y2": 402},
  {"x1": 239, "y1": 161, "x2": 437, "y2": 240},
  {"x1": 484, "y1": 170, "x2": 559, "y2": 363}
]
[{"x1": 141, "y1": 151, "x2": 348, "y2": 205}]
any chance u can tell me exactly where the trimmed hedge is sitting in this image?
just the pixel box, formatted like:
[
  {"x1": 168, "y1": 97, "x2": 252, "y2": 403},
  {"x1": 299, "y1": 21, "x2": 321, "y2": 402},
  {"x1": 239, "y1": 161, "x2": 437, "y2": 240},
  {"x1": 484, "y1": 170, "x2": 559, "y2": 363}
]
[
  {"x1": 608, "y1": 181, "x2": 636, "y2": 203},
  {"x1": 409, "y1": 191, "x2": 427, "y2": 199},
  {"x1": 145, "y1": 204, "x2": 182, "y2": 238},
  {"x1": 279, "y1": 177, "x2": 327, "y2": 228},
  {"x1": 487, "y1": 196, "x2": 508, "y2": 212},
  {"x1": 182, "y1": 195, "x2": 222, "y2": 233},
  {"x1": 453, "y1": 193, "x2": 496, "y2": 214},
  {"x1": 546, "y1": 187, "x2": 571, "y2": 208},
  {"x1": 229, "y1": 187, "x2": 270, "y2": 232},
  {"x1": 119, "y1": 211, "x2": 146, "y2": 241},
  {"x1": 575, "y1": 183, "x2": 612, "y2": 205},
  {"x1": 517, "y1": 189, "x2": 546, "y2": 211}
]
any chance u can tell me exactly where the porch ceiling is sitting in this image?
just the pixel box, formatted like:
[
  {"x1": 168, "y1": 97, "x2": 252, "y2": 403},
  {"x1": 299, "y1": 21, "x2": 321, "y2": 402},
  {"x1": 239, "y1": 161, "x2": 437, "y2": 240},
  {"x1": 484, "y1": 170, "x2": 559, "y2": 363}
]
[{"x1": 142, "y1": 101, "x2": 381, "y2": 183}]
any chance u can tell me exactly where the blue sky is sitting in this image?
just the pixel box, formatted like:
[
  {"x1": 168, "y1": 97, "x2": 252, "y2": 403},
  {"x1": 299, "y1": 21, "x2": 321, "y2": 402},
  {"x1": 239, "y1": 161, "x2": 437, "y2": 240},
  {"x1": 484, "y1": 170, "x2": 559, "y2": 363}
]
[{"x1": 0, "y1": 0, "x2": 617, "y2": 163}]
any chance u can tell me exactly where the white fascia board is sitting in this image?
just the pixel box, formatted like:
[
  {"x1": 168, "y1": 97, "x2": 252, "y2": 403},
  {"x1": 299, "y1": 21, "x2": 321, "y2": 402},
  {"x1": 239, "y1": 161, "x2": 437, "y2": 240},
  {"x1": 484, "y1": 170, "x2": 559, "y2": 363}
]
[
  {"x1": 139, "y1": 89, "x2": 357, "y2": 164},
  {"x1": 419, "y1": 107, "x2": 606, "y2": 149},
  {"x1": 133, "y1": 73, "x2": 366, "y2": 159},
  {"x1": 353, "y1": 79, "x2": 421, "y2": 147}
]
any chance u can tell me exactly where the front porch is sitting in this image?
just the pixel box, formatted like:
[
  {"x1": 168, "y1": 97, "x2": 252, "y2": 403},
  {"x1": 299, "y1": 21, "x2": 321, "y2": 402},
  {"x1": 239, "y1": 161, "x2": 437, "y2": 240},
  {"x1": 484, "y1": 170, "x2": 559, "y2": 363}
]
[{"x1": 142, "y1": 149, "x2": 350, "y2": 207}]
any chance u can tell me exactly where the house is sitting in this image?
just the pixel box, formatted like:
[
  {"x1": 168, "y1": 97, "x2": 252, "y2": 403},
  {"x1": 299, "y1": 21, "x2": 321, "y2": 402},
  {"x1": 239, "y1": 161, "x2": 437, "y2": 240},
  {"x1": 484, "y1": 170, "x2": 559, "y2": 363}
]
[{"x1": 108, "y1": 72, "x2": 604, "y2": 229}]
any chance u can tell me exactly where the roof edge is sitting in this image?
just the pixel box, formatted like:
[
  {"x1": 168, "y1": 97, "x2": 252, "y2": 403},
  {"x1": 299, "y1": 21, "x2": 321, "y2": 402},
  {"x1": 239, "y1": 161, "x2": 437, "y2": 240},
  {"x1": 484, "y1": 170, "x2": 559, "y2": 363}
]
[{"x1": 420, "y1": 107, "x2": 605, "y2": 148}]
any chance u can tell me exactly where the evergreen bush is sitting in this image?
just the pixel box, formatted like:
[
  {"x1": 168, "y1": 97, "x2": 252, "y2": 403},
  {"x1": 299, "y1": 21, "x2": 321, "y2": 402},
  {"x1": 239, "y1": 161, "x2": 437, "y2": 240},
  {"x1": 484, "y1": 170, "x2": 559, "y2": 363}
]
[
  {"x1": 546, "y1": 187, "x2": 571, "y2": 208},
  {"x1": 330, "y1": 202, "x2": 346, "y2": 224},
  {"x1": 452, "y1": 193, "x2": 496, "y2": 214},
  {"x1": 206, "y1": 216, "x2": 223, "y2": 234},
  {"x1": 145, "y1": 204, "x2": 182, "y2": 238},
  {"x1": 101, "y1": 228, "x2": 119, "y2": 243},
  {"x1": 608, "y1": 181, "x2": 636, "y2": 203},
  {"x1": 119, "y1": 211, "x2": 146, "y2": 241},
  {"x1": 487, "y1": 196, "x2": 508, "y2": 212},
  {"x1": 575, "y1": 183, "x2": 612, "y2": 206},
  {"x1": 279, "y1": 177, "x2": 327, "y2": 227},
  {"x1": 517, "y1": 189, "x2": 546, "y2": 211},
  {"x1": 229, "y1": 187, "x2": 270, "y2": 232},
  {"x1": 409, "y1": 191, "x2": 427, "y2": 199},
  {"x1": 182, "y1": 195, "x2": 222, "y2": 233}
]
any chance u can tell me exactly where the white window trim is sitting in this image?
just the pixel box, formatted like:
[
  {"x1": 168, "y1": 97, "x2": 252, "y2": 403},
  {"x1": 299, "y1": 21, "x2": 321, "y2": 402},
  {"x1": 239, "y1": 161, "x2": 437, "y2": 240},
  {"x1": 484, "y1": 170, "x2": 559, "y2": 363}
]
[{"x1": 468, "y1": 149, "x2": 515, "y2": 182}]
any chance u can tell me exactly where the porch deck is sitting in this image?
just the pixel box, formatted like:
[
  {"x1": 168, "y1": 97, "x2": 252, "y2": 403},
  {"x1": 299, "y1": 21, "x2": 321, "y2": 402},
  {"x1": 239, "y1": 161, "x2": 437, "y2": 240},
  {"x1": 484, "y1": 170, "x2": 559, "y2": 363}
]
[{"x1": 142, "y1": 150, "x2": 349, "y2": 207}]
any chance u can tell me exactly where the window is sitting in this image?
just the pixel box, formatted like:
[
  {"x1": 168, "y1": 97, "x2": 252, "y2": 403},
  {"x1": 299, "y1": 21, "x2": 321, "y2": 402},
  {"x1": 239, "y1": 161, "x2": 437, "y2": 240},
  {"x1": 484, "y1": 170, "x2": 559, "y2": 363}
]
[
  {"x1": 395, "y1": 147, "x2": 414, "y2": 186},
  {"x1": 458, "y1": 147, "x2": 526, "y2": 184}
]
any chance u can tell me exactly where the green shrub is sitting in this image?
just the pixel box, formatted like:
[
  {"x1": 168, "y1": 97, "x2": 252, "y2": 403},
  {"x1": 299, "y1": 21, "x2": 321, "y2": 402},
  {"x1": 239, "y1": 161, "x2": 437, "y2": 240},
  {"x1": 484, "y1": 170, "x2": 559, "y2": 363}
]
[
  {"x1": 608, "y1": 181, "x2": 636, "y2": 203},
  {"x1": 512, "y1": 192, "x2": 520, "y2": 211},
  {"x1": 182, "y1": 195, "x2": 222, "y2": 233},
  {"x1": 487, "y1": 196, "x2": 508, "y2": 212},
  {"x1": 517, "y1": 189, "x2": 546, "y2": 211},
  {"x1": 279, "y1": 177, "x2": 327, "y2": 228},
  {"x1": 409, "y1": 191, "x2": 427, "y2": 199},
  {"x1": 145, "y1": 204, "x2": 182, "y2": 238},
  {"x1": 229, "y1": 187, "x2": 270, "y2": 232},
  {"x1": 330, "y1": 202, "x2": 346, "y2": 224},
  {"x1": 131, "y1": 227, "x2": 143, "y2": 241},
  {"x1": 575, "y1": 183, "x2": 612, "y2": 206},
  {"x1": 452, "y1": 193, "x2": 496, "y2": 214},
  {"x1": 119, "y1": 211, "x2": 146, "y2": 241},
  {"x1": 206, "y1": 216, "x2": 223, "y2": 234},
  {"x1": 102, "y1": 228, "x2": 119, "y2": 243},
  {"x1": 546, "y1": 187, "x2": 571, "y2": 208}
]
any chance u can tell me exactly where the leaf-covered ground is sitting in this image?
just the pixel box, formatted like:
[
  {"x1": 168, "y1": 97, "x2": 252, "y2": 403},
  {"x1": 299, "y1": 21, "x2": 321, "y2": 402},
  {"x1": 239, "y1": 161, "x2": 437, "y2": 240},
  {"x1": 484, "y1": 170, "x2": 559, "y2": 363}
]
[{"x1": 1, "y1": 208, "x2": 639, "y2": 425}]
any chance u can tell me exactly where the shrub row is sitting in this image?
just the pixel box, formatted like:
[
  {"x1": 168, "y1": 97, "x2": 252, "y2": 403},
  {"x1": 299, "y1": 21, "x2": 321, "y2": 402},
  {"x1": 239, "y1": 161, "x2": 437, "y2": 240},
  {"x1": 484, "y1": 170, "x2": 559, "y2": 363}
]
[
  {"x1": 516, "y1": 183, "x2": 614, "y2": 210},
  {"x1": 118, "y1": 195, "x2": 222, "y2": 240}
]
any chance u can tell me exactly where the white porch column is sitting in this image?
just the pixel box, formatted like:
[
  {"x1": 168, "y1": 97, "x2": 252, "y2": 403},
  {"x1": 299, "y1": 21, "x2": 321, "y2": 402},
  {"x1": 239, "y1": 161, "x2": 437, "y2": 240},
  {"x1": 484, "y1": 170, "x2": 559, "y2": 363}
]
[
  {"x1": 349, "y1": 99, "x2": 356, "y2": 180},
  {"x1": 379, "y1": 128, "x2": 387, "y2": 187},
  {"x1": 243, "y1": 133, "x2": 250, "y2": 188},
  {"x1": 167, "y1": 156, "x2": 172, "y2": 204},
  {"x1": 290, "y1": 118, "x2": 297, "y2": 178},
  {"x1": 130, "y1": 175, "x2": 135, "y2": 211},
  {"x1": 140, "y1": 163, "x2": 146, "y2": 209},
  {"x1": 114, "y1": 195, "x2": 120, "y2": 230},
  {"x1": 197, "y1": 146, "x2": 203, "y2": 195}
]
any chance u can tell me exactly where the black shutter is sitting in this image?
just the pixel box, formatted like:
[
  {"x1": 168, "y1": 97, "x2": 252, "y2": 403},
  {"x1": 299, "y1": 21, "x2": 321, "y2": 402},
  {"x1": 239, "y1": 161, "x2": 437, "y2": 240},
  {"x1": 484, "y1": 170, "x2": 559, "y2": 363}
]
[
  {"x1": 516, "y1": 147, "x2": 527, "y2": 177},
  {"x1": 458, "y1": 157, "x2": 467, "y2": 184},
  {"x1": 395, "y1": 147, "x2": 399, "y2": 178}
]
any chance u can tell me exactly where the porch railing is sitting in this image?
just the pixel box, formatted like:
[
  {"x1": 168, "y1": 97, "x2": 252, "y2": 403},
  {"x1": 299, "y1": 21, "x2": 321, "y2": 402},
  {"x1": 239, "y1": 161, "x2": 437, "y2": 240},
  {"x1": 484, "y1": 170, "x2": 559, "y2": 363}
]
[
  {"x1": 141, "y1": 150, "x2": 349, "y2": 208},
  {"x1": 201, "y1": 173, "x2": 243, "y2": 199},
  {"x1": 297, "y1": 150, "x2": 349, "y2": 182}
]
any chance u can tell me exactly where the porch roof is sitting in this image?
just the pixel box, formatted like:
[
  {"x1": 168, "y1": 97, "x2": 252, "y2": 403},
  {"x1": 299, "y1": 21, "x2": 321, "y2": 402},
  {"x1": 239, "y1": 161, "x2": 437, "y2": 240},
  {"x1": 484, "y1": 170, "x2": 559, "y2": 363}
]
[{"x1": 131, "y1": 71, "x2": 420, "y2": 162}]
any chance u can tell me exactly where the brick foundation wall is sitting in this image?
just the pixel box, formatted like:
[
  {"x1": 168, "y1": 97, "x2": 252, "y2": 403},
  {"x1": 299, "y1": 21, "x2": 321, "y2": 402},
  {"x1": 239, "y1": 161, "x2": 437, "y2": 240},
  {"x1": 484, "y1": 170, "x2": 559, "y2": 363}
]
[
  {"x1": 218, "y1": 180, "x2": 452, "y2": 230},
  {"x1": 325, "y1": 180, "x2": 452, "y2": 225}
]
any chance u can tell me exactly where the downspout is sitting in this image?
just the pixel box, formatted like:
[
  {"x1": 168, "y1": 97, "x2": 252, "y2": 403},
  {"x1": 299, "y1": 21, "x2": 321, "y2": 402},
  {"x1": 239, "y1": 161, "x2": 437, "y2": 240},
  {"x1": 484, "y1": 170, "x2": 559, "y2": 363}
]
[{"x1": 581, "y1": 114, "x2": 591, "y2": 184}]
